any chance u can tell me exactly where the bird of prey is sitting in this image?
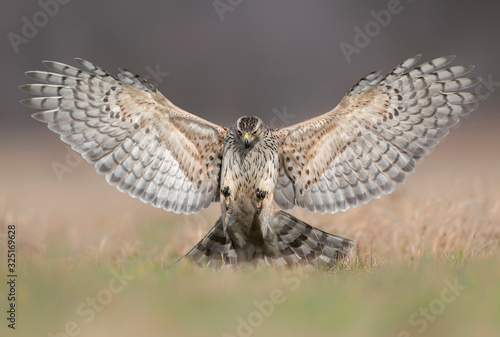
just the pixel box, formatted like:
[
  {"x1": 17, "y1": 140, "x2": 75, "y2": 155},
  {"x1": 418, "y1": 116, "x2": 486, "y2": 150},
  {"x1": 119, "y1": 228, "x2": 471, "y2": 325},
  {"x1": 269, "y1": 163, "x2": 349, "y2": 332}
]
[{"x1": 20, "y1": 55, "x2": 480, "y2": 268}]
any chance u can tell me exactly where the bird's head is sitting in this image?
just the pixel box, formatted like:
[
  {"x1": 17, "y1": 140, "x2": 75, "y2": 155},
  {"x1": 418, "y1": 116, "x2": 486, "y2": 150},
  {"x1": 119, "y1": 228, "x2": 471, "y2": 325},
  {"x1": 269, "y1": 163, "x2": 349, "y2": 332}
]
[{"x1": 233, "y1": 116, "x2": 266, "y2": 149}]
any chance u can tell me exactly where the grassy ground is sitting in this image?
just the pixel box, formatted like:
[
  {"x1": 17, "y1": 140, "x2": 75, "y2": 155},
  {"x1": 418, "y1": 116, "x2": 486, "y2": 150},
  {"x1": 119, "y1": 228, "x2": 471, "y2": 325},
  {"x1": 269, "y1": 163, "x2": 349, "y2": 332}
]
[
  {"x1": 1, "y1": 121, "x2": 500, "y2": 337},
  {"x1": 3, "y1": 256, "x2": 500, "y2": 337}
]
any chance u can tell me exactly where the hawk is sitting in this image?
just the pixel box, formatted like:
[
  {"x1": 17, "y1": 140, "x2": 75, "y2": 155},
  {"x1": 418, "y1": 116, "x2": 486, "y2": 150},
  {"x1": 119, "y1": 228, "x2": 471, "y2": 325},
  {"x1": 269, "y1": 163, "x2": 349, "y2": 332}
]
[{"x1": 20, "y1": 55, "x2": 480, "y2": 267}]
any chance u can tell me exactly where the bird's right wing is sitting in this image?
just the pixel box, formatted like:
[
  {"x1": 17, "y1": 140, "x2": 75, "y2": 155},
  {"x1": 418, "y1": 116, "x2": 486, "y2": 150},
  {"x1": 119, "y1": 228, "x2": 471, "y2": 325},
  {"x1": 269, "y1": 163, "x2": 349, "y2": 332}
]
[{"x1": 21, "y1": 59, "x2": 227, "y2": 214}]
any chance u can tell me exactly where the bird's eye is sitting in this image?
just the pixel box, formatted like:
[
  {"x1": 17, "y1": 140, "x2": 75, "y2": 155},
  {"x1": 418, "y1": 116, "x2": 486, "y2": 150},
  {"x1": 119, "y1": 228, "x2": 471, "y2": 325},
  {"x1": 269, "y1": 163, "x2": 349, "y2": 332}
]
[
  {"x1": 237, "y1": 130, "x2": 242, "y2": 135},
  {"x1": 253, "y1": 131, "x2": 258, "y2": 136}
]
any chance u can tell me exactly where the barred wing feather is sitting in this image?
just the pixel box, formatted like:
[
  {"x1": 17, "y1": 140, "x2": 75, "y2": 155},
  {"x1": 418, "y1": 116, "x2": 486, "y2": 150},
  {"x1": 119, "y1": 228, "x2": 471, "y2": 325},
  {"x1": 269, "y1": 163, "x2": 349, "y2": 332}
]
[
  {"x1": 21, "y1": 59, "x2": 226, "y2": 214},
  {"x1": 275, "y1": 55, "x2": 481, "y2": 213}
]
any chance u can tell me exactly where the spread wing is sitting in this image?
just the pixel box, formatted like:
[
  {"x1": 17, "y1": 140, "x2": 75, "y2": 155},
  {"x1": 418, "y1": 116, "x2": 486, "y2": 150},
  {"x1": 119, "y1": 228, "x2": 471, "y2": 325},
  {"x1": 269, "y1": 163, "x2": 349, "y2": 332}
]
[
  {"x1": 21, "y1": 59, "x2": 226, "y2": 214},
  {"x1": 274, "y1": 55, "x2": 481, "y2": 213}
]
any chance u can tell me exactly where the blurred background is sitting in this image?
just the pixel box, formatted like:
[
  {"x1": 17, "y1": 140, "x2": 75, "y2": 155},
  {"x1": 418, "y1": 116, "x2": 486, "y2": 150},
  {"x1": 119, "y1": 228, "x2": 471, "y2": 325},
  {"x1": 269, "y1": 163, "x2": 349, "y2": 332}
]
[
  {"x1": 2, "y1": 0, "x2": 500, "y2": 132},
  {"x1": 1, "y1": 1, "x2": 500, "y2": 337},
  {"x1": 1, "y1": 0, "x2": 500, "y2": 254},
  {"x1": 1, "y1": 0, "x2": 499, "y2": 263}
]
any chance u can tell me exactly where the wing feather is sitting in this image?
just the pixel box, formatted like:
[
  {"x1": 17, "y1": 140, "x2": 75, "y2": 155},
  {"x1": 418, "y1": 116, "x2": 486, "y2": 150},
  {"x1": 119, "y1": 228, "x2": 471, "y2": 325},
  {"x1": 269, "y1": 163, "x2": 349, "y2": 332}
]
[
  {"x1": 276, "y1": 55, "x2": 481, "y2": 213},
  {"x1": 21, "y1": 59, "x2": 227, "y2": 214}
]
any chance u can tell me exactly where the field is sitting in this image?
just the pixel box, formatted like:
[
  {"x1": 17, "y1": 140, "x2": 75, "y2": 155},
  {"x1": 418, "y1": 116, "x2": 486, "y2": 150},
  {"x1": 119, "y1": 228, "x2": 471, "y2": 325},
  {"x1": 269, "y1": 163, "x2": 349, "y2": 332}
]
[{"x1": 1, "y1": 120, "x2": 500, "y2": 337}]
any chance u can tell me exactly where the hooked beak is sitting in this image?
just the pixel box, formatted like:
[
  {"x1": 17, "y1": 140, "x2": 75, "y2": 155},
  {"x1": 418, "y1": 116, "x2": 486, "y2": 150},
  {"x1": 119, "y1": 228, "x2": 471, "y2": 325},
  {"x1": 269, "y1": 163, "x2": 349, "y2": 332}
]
[{"x1": 244, "y1": 134, "x2": 250, "y2": 148}]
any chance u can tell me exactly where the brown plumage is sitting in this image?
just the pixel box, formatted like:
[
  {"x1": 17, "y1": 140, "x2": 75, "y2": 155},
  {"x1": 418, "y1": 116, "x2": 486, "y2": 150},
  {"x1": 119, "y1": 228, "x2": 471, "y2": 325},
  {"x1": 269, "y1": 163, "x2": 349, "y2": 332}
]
[{"x1": 20, "y1": 55, "x2": 481, "y2": 267}]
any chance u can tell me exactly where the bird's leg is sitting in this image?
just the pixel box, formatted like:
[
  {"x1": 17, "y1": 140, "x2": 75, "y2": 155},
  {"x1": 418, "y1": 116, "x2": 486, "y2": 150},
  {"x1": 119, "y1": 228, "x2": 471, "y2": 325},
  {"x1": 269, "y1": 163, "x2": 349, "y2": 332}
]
[
  {"x1": 221, "y1": 186, "x2": 231, "y2": 210},
  {"x1": 255, "y1": 188, "x2": 268, "y2": 214}
]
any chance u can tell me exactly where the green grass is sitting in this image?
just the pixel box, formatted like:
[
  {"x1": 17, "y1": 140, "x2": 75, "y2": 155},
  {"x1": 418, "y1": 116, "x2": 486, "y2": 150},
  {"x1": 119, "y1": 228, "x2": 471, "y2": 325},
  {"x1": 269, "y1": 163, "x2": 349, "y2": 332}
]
[{"x1": 3, "y1": 253, "x2": 500, "y2": 337}]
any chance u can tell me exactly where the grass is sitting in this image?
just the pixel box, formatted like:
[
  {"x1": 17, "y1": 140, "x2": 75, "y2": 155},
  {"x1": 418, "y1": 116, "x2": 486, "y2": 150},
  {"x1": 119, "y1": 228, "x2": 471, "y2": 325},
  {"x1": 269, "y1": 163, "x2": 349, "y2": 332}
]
[
  {"x1": 1, "y1": 123, "x2": 500, "y2": 336},
  {"x1": 4, "y1": 255, "x2": 500, "y2": 337}
]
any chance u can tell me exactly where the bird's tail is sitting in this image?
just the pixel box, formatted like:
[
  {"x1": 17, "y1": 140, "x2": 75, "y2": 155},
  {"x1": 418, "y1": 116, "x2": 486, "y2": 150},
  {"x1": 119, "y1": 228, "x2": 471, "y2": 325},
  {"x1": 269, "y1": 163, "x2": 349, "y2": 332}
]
[
  {"x1": 274, "y1": 211, "x2": 354, "y2": 267},
  {"x1": 182, "y1": 217, "x2": 237, "y2": 268},
  {"x1": 182, "y1": 211, "x2": 354, "y2": 268}
]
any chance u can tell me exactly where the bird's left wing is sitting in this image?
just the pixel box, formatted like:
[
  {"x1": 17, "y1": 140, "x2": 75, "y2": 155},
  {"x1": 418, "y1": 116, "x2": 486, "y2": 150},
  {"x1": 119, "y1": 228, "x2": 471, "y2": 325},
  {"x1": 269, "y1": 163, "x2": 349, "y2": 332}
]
[
  {"x1": 21, "y1": 59, "x2": 226, "y2": 214},
  {"x1": 274, "y1": 55, "x2": 481, "y2": 213}
]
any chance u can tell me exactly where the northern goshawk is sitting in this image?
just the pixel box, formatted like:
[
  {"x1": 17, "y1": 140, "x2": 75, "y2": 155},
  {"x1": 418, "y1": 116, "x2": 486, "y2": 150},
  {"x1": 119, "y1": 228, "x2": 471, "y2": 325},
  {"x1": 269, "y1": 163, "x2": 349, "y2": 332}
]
[{"x1": 20, "y1": 55, "x2": 480, "y2": 267}]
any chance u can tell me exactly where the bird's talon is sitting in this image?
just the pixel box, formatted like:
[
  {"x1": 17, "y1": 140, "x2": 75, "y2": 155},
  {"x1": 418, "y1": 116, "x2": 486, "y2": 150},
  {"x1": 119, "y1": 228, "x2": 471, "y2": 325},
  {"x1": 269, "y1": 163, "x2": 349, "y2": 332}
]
[
  {"x1": 256, "y1": 200, "x2": 263, "y2": 214},
  {"x1": 221, "y1": 186, "x2": 231, "y2": 197},
  {"x1": 222, "y1": 186, "x2": 231, "y2": 211},
  {"x1": 255, "y1": 188, "x2": 268, "y2": 214},
  {"x1": 255, "y1": 188, "x2": 268, "y2": 200}
]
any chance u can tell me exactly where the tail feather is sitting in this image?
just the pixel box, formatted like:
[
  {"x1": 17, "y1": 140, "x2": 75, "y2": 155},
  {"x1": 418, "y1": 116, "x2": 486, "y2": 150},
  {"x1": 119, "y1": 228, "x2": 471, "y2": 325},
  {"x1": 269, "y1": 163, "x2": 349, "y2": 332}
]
[
  {"x1": 277, "y1": 211, "x2": 354, "y2": 267},
  {"x1": 182, "y1": 211, "x2": 354, "y2": 268},
  {"x1": 183, "y1": 217, "x2": 237, "y2": 268}
]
